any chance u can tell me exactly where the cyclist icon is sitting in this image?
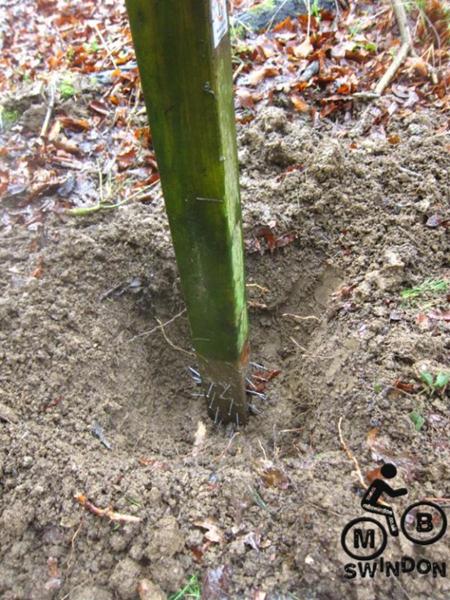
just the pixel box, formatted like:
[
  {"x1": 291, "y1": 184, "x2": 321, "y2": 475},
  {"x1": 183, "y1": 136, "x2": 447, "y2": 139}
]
[
  {"x1": 361, "y1": 463, "x2": 407, "y2": 536},
  {"x1": 341, "y1": 462, "x2": 447, "y2": 561}
]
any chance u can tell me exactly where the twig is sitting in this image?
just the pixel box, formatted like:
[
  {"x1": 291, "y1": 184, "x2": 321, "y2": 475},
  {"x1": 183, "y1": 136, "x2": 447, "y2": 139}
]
[
  {"x1": 40, "y1": 78, "x2": 57, "y2": 139},
  {"x1": 338, "y1": 417, "x2": 367, "y2": 490},
  {"x1": 352, "y1": 0, "x2": 415, "y2": 136},
  {"x1": 290, "y1": 336, "x2": 334, "y2": 359},
  {"x1": 283, "y1": 313, "x2": 320, "y2": 322},
  {"x1": 66, "y1": 518, "x2": 83, "y2": 573},
  {"x1": 155, "y1": 317, "x2": 195, "y2": 357},
  {"x1": 74, "y1": 493, "x2": 141, "y2": 523},
  {"x1": 129, "y1": 309, "x2": 187, "y2": 342},
  {"x1": 246, "y1": 283, "x2": 270, "y2": 293},
  {"x1": 265, "y1": 0, "x2": 291, "y2": 33},
  {"x1": 248, "y1": 300, "x2": 268, "y2": 309},
  {"x1": 218, "y1": 431, "x2": 240, "y2": 460},
  {"x1": 424, "y1": 497, "x2": 450, "y2": 506},
  {"x1": 374, "y1": 40, "x2": 410, "y2": 96},
  {"x1": 94, "y1": 24, "x2": 118, "y2": 69}
]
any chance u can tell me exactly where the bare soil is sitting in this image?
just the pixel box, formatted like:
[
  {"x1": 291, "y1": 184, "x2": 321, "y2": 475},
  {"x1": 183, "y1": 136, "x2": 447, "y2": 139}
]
[{"x1": 0, "y1": 108, "x2": 449, "y2": 600}]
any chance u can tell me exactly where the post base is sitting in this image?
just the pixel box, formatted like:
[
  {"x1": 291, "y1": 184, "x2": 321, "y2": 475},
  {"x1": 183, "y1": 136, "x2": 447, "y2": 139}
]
[{"x1": 198, "y1": 344, "x2": 249, "y2": 426}]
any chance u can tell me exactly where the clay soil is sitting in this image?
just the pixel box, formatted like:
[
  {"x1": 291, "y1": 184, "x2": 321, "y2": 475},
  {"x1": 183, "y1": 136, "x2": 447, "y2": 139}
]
[{"x1": 0, "y1": 108, "x2": 449, "y2": 600}]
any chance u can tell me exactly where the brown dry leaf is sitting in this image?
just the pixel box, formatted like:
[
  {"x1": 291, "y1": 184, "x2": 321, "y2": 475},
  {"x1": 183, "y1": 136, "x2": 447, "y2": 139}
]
[
  {"x1": 291, "y1": 95, "x2": 309, "y2": 112},
  {"x1": 293, "y1": 37, "x2": 314, "y2": 58},
  {"x1": 194, "y1": 518, "x2": 224, "y2": 544},
  {"x1": 236, "y1": 88, "x2": 255, "y2": 109},
  {"x1": 59, "y1": 116, "x2": 90, "y2": 131},
  {"x1": 89, "y1": 99, "x2": 110, "y2": 116},
  {"x1": 247, "y1": 66, "x2": 279, "y2": 86},
  {"x1": 53, "y1": 135, "x2": 81, "y2": 155},
  {"x1": 117, "y1": 149, "x2": 137, "y2": 170},
  {"x1": 259, "y1": 465, "x2": 289, "y2": 489},
  {"x1": 406, "y1": 56, "x2": 428, "y2": 78}
]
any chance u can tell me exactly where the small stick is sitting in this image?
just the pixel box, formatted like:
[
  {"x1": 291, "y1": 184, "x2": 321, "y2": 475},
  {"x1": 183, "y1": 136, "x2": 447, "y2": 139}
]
[
  {"x1": 283, "y1": 313, "x2": 320, "y2": 322},
  {"x1": 218, "y1": 431, "x2": 240, "y2": 460},
  {"x1": 40, "y1": 78, "x2": 57, "y2": 139},
  {"x1": 155, "y1": 317, "x2": 195, "y2": 357},
  {"x1": 338, "y1": 417, "x2": 367, "y2": 490},
  {"x1": 94, "y1": 24, "x2": 119, "y2": 69},
  {"x1": 129, "y1": 309, "x2": 187, "y2": 342},
  {"x1": 74, "y1": 493, "x2": 141, "y2": 523},
  {"x1": 246, "y1": 283, "x2": 270, "y2": 293}
]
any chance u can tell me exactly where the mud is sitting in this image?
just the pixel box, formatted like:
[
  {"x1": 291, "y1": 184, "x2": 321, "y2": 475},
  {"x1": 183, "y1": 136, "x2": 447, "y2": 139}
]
[{"x1": 0, "y1": 108, "x2": 449, "y2": 599}]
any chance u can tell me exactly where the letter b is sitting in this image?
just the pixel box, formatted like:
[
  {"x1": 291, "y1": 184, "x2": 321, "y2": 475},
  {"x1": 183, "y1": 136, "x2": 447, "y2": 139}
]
[{"x1": 416, "y1": 512, "x2": 433, "y2": 533}]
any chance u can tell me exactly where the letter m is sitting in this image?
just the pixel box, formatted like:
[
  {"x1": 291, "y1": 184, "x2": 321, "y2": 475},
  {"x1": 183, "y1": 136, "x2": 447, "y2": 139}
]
[{"x1": 353, "y1": 528, "x2": 376, "y2": 549}]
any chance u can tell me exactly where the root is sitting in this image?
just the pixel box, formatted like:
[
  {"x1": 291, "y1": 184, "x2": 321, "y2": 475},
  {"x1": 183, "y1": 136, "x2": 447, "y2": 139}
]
[
  {"x1": 337, "y1": 417, "x2": 367, "y2": 490},
  {"x1": 74, "y1": 493, "x2": 141, "y2": 524}
]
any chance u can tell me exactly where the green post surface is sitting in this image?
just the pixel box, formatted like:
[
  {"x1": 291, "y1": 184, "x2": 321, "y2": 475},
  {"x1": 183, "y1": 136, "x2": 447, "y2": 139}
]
[{"x1": 125, "y1": 0, "x2": 249, "y2": 425}]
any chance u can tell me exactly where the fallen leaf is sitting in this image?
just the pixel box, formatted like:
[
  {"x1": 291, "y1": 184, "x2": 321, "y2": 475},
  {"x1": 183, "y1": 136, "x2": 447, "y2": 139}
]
[
  {"x1": 194, "y1": 518, "x2": 224, "y2": 544},
  {"x1": 293, "y1": 37, "x2": 313, "y2": 58},
  {"x1": 59, "y1": 116, "x2": 90, "y2": 131},
  {"x1": 259, "y1": 465, "x2": 289, "y2": 489},
  {"x1": 247, "y1": 66, "x2": 279, "y2": 86},
  {"x1": 291, "y1": 95, "x2": 309, "y2": 112},
  {"x1": 90, "y1": 99, "x2": 110, "y2": 116}
]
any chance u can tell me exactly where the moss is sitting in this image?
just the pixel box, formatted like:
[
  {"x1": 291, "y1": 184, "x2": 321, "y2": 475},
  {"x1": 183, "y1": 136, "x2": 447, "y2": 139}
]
[
  {"x1": 0, "y1": 107, "x2": 20, "y2": 129},
  {"x1": 59, "y1": 75, "x2": 76, "y2": 99}
]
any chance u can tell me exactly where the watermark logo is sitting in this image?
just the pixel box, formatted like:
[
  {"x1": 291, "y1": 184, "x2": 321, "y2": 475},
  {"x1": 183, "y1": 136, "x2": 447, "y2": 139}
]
[{"x1": 341, "y1": 463, "x2": 447, "y2": 579}]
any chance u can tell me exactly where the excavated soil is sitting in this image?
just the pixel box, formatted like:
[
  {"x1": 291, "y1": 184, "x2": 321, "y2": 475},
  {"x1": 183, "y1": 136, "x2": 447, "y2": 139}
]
[{"x1": 0, "y1": 108, "x2": 449, "y2": 600}]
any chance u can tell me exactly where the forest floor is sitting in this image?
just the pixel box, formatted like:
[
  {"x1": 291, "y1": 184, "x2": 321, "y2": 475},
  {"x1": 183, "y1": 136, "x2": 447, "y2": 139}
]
[{"x1": 0, "y1": 1, "x2": 449, "y2": 599}]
